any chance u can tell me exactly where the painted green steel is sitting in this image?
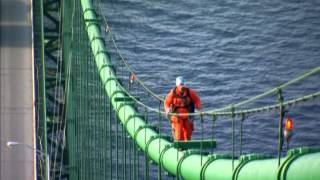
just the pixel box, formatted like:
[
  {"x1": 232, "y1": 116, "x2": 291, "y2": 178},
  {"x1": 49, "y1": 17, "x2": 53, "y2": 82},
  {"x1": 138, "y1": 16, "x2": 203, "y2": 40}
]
[
  {"x1": 33, "y1": 0, "x2": 49, "y2": 179},
  {"x1": 173, "y1": 140, "x2": 216, "y2": 150},
  {"x1": 203, "y1": 159, "x2": 238, "y2": 180},
  {"x1": 179, "y1": 154, "x2": 208, "y2": 180},
  {"x1": 80, "y1": 0, "x2": 178, "y2": 175},
  {"x1": 80, "y1": 1, "x2": 320, "y2": 179},
  {"x1": 278, "y1": 147, "x2": 320, "y2": 180},
  {"x1": 234, "y1": 154, "x2": 277, "y2": 180},
  {"x1": 62, "y1": 0, "x2": 77, "y2": 179},
  {"x1": 236, "y1": 159, "x2": 278, "y2": 180},
  {"x1": 285, "y1": 152, "x2": 320, "y2": 180}
]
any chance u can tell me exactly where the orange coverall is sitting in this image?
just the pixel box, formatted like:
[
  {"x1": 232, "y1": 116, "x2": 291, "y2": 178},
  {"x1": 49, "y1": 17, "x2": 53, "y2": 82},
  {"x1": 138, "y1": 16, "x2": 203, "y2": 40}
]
[{"x1": 164, "y1": 85, "x2": 202, "y2": 141}]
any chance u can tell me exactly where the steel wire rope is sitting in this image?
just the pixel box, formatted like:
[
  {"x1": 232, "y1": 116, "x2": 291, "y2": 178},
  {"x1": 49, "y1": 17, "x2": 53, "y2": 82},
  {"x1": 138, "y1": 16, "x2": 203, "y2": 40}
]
[
  {"x1": 114, "y1": 77, "x2": 320, "y2": 119},
  {"x1": 83, "y1": 3, "x2": 320, "y2": 179},
  {"x1": 96, "y1": 1, "x2": 320, "y2": 116},
  {"x1": 97, "y1": 19, "x2": 320, "y2": 117},
  {"x1": 86, "y1": 35, "x2": 91, "y2": 179},
  {"x1": 56, "y1": 1, "x2": 80, "y2": 179},
  {"x1": 95, "y1": 3, "x2": 164, "y2": 102},
  {"x1": 52, "y1": 3, "x2": 68, "y2": 179},
  {"x1": 55, "y1": 49, "x2": 73, "y2": 179},
  {"x1": 98, "y1": 4, "x2": 110, "y2": 178},
  {"x1": 56, "y1": 1, "x2": 82, "y2": 179},
  {"x1": 79, "y1": 8, "x2": 85, "y2": 179},
  {"x1": 211, "y1": 66, "x2": 320, "y2": 113},
  {"x1": 75, "y1": 20, "x2": 81, "y2": 180},
  {"x1": 215, "y1": 91, "x2": 320, "y2": 117}
]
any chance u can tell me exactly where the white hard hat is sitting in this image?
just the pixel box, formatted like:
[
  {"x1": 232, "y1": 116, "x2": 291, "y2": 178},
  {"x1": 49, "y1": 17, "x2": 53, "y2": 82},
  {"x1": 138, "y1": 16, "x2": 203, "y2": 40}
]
[{"x1": 176, "y1": 76, "x2": 185, "y2": 86}]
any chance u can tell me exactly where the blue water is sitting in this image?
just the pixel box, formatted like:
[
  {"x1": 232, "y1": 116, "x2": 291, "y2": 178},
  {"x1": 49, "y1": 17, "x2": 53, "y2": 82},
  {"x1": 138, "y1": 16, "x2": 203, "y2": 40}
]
[{"x1": 101, "y1": 0, "x2": 320, "y2": 158}]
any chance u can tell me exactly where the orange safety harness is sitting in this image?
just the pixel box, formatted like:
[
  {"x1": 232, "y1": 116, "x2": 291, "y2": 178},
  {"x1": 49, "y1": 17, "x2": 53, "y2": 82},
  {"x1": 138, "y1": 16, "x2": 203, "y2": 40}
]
[{"x1": 171, "y1": 87, "x2": 195, "y2": 113}]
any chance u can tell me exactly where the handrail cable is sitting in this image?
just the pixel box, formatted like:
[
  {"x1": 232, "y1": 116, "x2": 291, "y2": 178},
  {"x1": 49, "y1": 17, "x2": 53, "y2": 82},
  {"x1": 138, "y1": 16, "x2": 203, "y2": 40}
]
[
  {"x1": 212, "y1": 66, "x2": 320, "y2": 113},
  {"x1": 98, "y1": 11, "x2": 320, "y2": 116},
  {"x1": 114, "y1": 76, "x2": 320, "y2": 118},
  {"x1": 99, "y1": 10, "x2": 164, "y2": 102},
  {"x1": 96, "y1": 1, "x2": 320, "y2": 117}
]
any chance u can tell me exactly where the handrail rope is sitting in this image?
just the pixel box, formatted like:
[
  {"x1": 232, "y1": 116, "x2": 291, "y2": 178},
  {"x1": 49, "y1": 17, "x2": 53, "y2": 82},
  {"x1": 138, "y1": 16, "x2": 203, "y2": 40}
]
[
  {"x1": 95, "y1": 1, "x2": 320, "y2": 117},
  {"x1": 105, "y1": 25, "x2": 163, "y2": 102},
  {"x1": 97, "y1": 3, "x2": 320, "y2": 114},
  {"x1": 102, "y1": 24, "x2": 320, "y2": 116},
  {"x1": 96, "y1": 7, "x2": 164, "y2": 102},
  {"x1": 99, "y1": 14, "x2": 320, "y2": 115},
  {"x1": 214, "y1": 91, "x2": 320, "y2": 116},
  {"x1": 211, "y1": 66, "x2": 320, "y2": 113},
  {"x1": 116, "y1": 78, "x2": 320, "y2": 118}
]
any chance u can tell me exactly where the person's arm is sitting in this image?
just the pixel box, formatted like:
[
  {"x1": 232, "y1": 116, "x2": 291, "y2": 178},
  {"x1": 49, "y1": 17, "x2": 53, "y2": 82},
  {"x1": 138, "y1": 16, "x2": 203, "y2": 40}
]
[
  {"x1": 189, "y1": 88, "x2": 202, "y2": 110},
  {"x1": 164, "y1": 90, "x2": 173, "y2": 113}
]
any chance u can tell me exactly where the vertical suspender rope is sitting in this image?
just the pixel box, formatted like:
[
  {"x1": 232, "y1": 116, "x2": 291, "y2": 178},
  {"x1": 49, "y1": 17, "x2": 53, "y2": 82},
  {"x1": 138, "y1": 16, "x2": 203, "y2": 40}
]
[
  {"x1": 77, "y1": 28, "x2": 81, "y2": 179},
  {"x1": 108, "y1": 70, "x2": 113, "y2": 179},
  {"x1": 240, "y1": 113, "x2": 245, "y2": 156},
  {"x1": 231, "y1": 106, "x2": 235, "y2": 171},
  {"x1": 100, "y1": 18, "x2": 106, "y2": 179},
  {"x1": 277, "y1": 88, "x2": 284, "y2": 167},
  {"x1": 102, "y1": 76, "x2": 106, "y2": 179},
  {"x1": 135, "y1": 116, "x2": 140, "y2": 179},
  {"x1": 133, "y1": 116, "x2": 137, "y2": 179},
  {"x1": 90, "y1": 54, "x2": 95, "y2": 179},
  {"x1": 115, "y1": 103, "x2": 119, "y2": 179},
  {"x1": 158, "y1": 100, "x2": 162, "y2": 180},
  {"x1": 200, "y1": 113, "x2": 204, "y2": 166},
  {"x1": 80, "y1": 25, "x2": 84, "y2": 179},
  {"x1": 123, "y1": 107, "x2": 127, "y2": 180},
  {"x1": 125, "y1": 85, "x2": 132, "y2": 180},
  {"x1": 211, "y1": 114, "x2": 216, "y2": 154},
  {"x1": 86, "y1": 43, "x2": 90, "y2": 179},
  {"x1": 128, "y1": 129, "x2": 132, "y2": 180},
  {"x1": 114, "y1": 82, "x2": 119, "y2": 179},
  {"x1": 102, "y1": 81, "x2": 106, "y2": 179},
  {"x1": 144, "y1": 107, "x2": 149, "y2": 180},
  {"x1": 89, "y1": 45, "x2": 94, "y2": 178}
]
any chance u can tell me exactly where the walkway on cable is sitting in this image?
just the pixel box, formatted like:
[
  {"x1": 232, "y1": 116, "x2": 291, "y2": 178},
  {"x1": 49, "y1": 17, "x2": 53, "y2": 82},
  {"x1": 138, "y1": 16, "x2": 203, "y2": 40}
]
[{"x1": 63, "y1": 0, "x2": 320, "y2": 179}]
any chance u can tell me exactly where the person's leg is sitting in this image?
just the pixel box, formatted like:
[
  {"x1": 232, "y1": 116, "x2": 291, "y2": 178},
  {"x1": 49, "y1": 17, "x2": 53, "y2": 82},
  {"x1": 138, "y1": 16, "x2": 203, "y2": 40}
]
[
  {"x1": 186, "y1": 119, "x2": 193, "y2": 140},
  {"x1": 181, "y1": 118, "x2": 190, "y2": 141},
  {"x1": 171, "y1": 116, "x2": 182, "y2": 140}
]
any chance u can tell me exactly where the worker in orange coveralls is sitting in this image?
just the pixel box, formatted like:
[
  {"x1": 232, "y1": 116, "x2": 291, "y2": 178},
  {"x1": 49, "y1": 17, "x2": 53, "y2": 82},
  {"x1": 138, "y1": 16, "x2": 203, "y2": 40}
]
[{"x1": 164, "y1": 76, "x2": 202, "y2": 141}]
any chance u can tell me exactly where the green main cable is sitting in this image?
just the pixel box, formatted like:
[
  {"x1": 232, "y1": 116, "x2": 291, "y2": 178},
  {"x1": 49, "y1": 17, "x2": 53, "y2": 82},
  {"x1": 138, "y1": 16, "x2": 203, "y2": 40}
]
[{"x1": 80, "y1": 0, "x2": 177, "y2": 175}]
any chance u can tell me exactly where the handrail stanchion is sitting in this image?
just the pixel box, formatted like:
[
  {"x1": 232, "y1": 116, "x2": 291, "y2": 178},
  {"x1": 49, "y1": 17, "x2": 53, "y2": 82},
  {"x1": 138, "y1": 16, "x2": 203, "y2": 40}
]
[
  {"x1": 277, "y1": 89, "x2": 285, "y2": 167},
  {"x1": 240, "y1": 113, "x2": 245, "y2": 156},
  {"x1": 158, "y1": 100, "x2": 162, "y2": 180},
  {"x1": 200, "y1": 113, "x2": 204, "y2": 166},
  {"x1": 231, "y1": 105, "x2": 235, "y2": 171}
]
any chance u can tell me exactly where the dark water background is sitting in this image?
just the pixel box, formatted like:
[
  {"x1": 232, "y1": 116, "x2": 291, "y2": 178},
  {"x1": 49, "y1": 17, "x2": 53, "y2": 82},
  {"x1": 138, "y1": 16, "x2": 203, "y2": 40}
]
[{"x1": 100, "y1": 0, "x2": 320, "y2": 158}]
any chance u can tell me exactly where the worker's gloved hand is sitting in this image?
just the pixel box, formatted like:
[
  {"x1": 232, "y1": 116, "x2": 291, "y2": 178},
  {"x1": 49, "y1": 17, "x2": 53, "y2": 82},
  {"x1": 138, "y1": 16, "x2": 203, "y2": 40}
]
[
  {"x1": 165, "y1": 107, "x2": 172, "y2": 120},
  {"x1": 165, "y1": 109, "x2": 171, "y2": 120}
]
